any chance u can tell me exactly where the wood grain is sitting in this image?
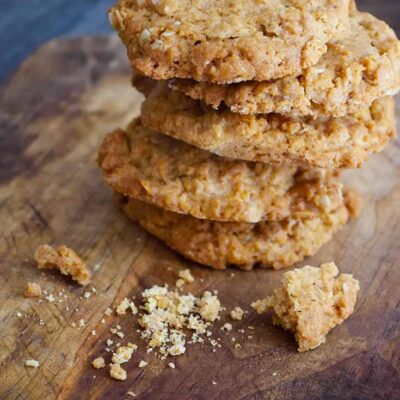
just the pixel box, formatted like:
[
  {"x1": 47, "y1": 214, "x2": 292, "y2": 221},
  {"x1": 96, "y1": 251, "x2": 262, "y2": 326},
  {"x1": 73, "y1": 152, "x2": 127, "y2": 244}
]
[{"x1": 0, "y1": 36, "x2": 399, "y2": 400}]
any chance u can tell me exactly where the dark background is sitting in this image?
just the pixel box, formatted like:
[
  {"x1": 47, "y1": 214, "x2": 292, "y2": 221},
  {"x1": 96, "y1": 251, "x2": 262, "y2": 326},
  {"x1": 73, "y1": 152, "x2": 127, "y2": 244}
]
[{"x1": 0, "y1": 0, "x2": 399, "y2": 84}]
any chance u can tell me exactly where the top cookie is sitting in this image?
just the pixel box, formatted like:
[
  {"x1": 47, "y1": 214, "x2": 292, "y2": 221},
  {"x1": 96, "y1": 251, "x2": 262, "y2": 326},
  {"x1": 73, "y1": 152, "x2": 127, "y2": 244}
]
[
  {"x1": 109, "y1": 0, "x2": 351, "y2": 84},
  {"x1": 170, "y1": 11, "x2": 400, "y2": 116}
]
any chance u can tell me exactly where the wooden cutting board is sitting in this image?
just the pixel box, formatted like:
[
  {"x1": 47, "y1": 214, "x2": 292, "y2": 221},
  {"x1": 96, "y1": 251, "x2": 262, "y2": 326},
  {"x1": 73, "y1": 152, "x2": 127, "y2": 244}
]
[{"x1": 0, "y1": 36, "x2": 399, "y2": 400}]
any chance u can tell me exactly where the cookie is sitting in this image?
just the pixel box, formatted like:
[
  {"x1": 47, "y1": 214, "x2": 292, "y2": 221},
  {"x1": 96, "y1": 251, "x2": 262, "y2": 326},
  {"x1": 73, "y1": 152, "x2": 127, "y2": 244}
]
[
  {"x1": 170, "y1": 12, "x2": 400, "y2": 117},
  {"x1": 140, "y1": 83, "x2": 395, "y2": 169},
  {"x1": 109, "y1": 0, "x2": 351, "y2": 84},
  {"x1": 118, "y1": 189, "x2": 358, "y2": 270},
  {"x1": 98, "y1": 119, "x2": 344, "y2": 223},
  {"x1": 252, "y1": 262, "x2": 359, "y2": 351}
]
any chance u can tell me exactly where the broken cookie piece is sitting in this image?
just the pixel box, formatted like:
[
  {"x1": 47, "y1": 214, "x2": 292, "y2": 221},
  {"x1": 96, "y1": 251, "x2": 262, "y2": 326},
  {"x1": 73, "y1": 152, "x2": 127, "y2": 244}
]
[
  {"x1": 92, "y1": 357, "x2": 105, "y2": 369},
  {"x1": 111, "y1": 344, "x2": 137, "y2": 364},
  {"x1": 34, "y1": 244, "x2": 91, "y2": 286},
  {"x1": 176, "y1": 268, "x2": 195, "y2": 288},
  {"x1": 253, "y1": 262, "x2": 359, "y2": 352},
  {"x1": 109, "y1": 363, "x2": 127, "y2": 380},
  {"x1": 230, "y1": 307, "x2": 244, "y2": 321},
  {"x1": 24, "y1": 282, "x2": 42, "y2": 298},
  {"x1": 24, "y1": 359, "x2": 40, "y2": 368},
  {"x1": 116, "y1": 298, "x2": 138, "y2": 316},
  {"x1": 197, "y1": 291, "x2": 221, "y2": 322}
]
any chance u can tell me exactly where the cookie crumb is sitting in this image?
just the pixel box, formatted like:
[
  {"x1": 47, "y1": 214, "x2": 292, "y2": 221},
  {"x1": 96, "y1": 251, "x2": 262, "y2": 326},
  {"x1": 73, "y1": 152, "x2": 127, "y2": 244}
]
[
  {"x1": 168, "y1": 362, "x2": 175, "y2": 369},
  {"x1": 24, "y1": 282, "x2": 42, "y2": 298},
  {"x1": 230, "y1": 306, "x2": 244, "y2": 321},
  {"x1": 251, "y1": 299, "x2": 269, "y2": 314},
  {"x1": 178, "y1": 269, "x2": 194, "y2": 283},
  {"x1": 175, "y1": 278, "x2": 185, "y2": 288},
  {"x1": 344, "y1": 189, "x2": 363, "y2": 219},
  {"x1": 34, "y1": 244, "x2": 91, "y2": 286},
  {"x1": 24, "y1": 359, "x2": 40, "y2": 368},
  {"x1": 105, "y1": 307, "x2": 113, "y2": 316},
  {"x1": 92, "y1": 357, "x2": 105, "y2": 369},
  {"x1": 221, "y1": 323, "x2": 232, "y2": 332},
  {"x1": 109, "y1": 363, "x2": 127, "y2": 380},
  {"x1": 116, "y1": 297, "x2": 138, "y2": 315},
  {"x1": 45, "y1": 294, "x2": 55, "y2": 303},
  {"x1": 112, "y1": 345, "x2": 136, "y2": 364},
  {"x1": 197, "y1": 291, "x2": 220, "y2": 322}
]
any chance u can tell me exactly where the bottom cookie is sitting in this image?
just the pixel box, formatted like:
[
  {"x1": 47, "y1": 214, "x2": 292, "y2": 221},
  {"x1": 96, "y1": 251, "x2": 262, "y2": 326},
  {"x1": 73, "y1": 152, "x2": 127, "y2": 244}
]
[{"x1": 117, "y1": 190, "x2": 360, "y2": 271}]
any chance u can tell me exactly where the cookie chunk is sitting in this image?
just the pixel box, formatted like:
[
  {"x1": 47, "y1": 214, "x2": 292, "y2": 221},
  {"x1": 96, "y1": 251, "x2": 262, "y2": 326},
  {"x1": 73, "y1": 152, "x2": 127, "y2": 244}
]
[
  {"x1": 98, "y1": 119, "x2": 345, "y2": 223},
  {"x1": 140, "y1": 83, "x2": 395, "y2": 169},
  {"x1": 24, "y1": 282, "x2": 42, "y2": 298},
  {"x1": 170, "y1": 12, "x2": 400, "y2": 117},
  {"x1": 34, "y1": 245, "x2": 91, "y2": 286},
  {"x1": 109, "y1": 0, "x2": 351, "y2": 83},
  {"x1": 117, "y1": 189, "x2": 359, "y2": 271},
  {"x1": 253, "y1": 262, "x2": 359, "y2": 352}
]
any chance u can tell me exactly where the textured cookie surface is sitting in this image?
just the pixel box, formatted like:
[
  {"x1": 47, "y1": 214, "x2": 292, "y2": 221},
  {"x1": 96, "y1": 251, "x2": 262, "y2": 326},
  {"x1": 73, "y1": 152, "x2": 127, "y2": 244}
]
[
  {"x1": 253, "y1": 262, "x2": 359, "y2": 352},
  {"x1": 109, "y1": 0, "x2": 351, "y2": 83},
  {"x1": 118, "y1": 191, "x2": 358, "y2": 270},
  {"x1": 170, "y1": 12, "x2": 400, "y2": 116},
  {"x1": 98, "y1": 119, "x2": 344, "y2": 223},
  {"x1": 141, "y1": 83, "x2": 395, "y2": 169}
]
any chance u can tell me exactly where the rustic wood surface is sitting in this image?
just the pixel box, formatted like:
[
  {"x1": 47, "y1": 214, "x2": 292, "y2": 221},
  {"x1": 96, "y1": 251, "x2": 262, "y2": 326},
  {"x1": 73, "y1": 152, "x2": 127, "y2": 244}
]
[{"x1": 0, "y1": 36, "x2": 399, "y2": 400}]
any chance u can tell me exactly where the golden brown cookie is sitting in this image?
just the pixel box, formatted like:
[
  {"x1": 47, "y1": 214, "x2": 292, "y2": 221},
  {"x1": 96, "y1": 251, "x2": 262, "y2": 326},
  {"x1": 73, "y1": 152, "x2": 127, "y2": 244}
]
[
  {"x1": 140, "y1": 83, "x2": 395, "y2": 169},
  {"x1": 109, "y1": 0, "x2": 351, "y2": 83},
  {"x1": 170, "y1": 12, "x2": 400, "y2": 117},
  {"x1": 252, "y1": 262, "x2": 359, "y2": 351},
  {"x1": 118, "y1": 190, "x2": 358, "y2": 270},
  {"x1": 98, "y1": 119, "x2": 344, "y2": 223}
]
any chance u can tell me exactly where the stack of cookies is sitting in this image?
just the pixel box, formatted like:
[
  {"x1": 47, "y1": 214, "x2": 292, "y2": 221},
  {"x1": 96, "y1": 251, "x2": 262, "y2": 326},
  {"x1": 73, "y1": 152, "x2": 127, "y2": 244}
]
[{"x1": 99, "y1": 0, "x2": 400, "y2": 270}]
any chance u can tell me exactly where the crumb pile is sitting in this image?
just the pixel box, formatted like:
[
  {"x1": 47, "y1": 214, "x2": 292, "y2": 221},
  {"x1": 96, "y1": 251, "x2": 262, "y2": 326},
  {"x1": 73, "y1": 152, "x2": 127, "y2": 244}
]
[
  {"x1": 138, "y1": 286, "x2": 220, "y2": 356},
  {"x1": 98, "y1": 0, "x2": 400, "y2": 271},
  {"x1": 21, "y1": 257, "x2": 359, "y2": 385},
  {"x1": 84, "y1": 270, "x2": 256, "y2": 380}
]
